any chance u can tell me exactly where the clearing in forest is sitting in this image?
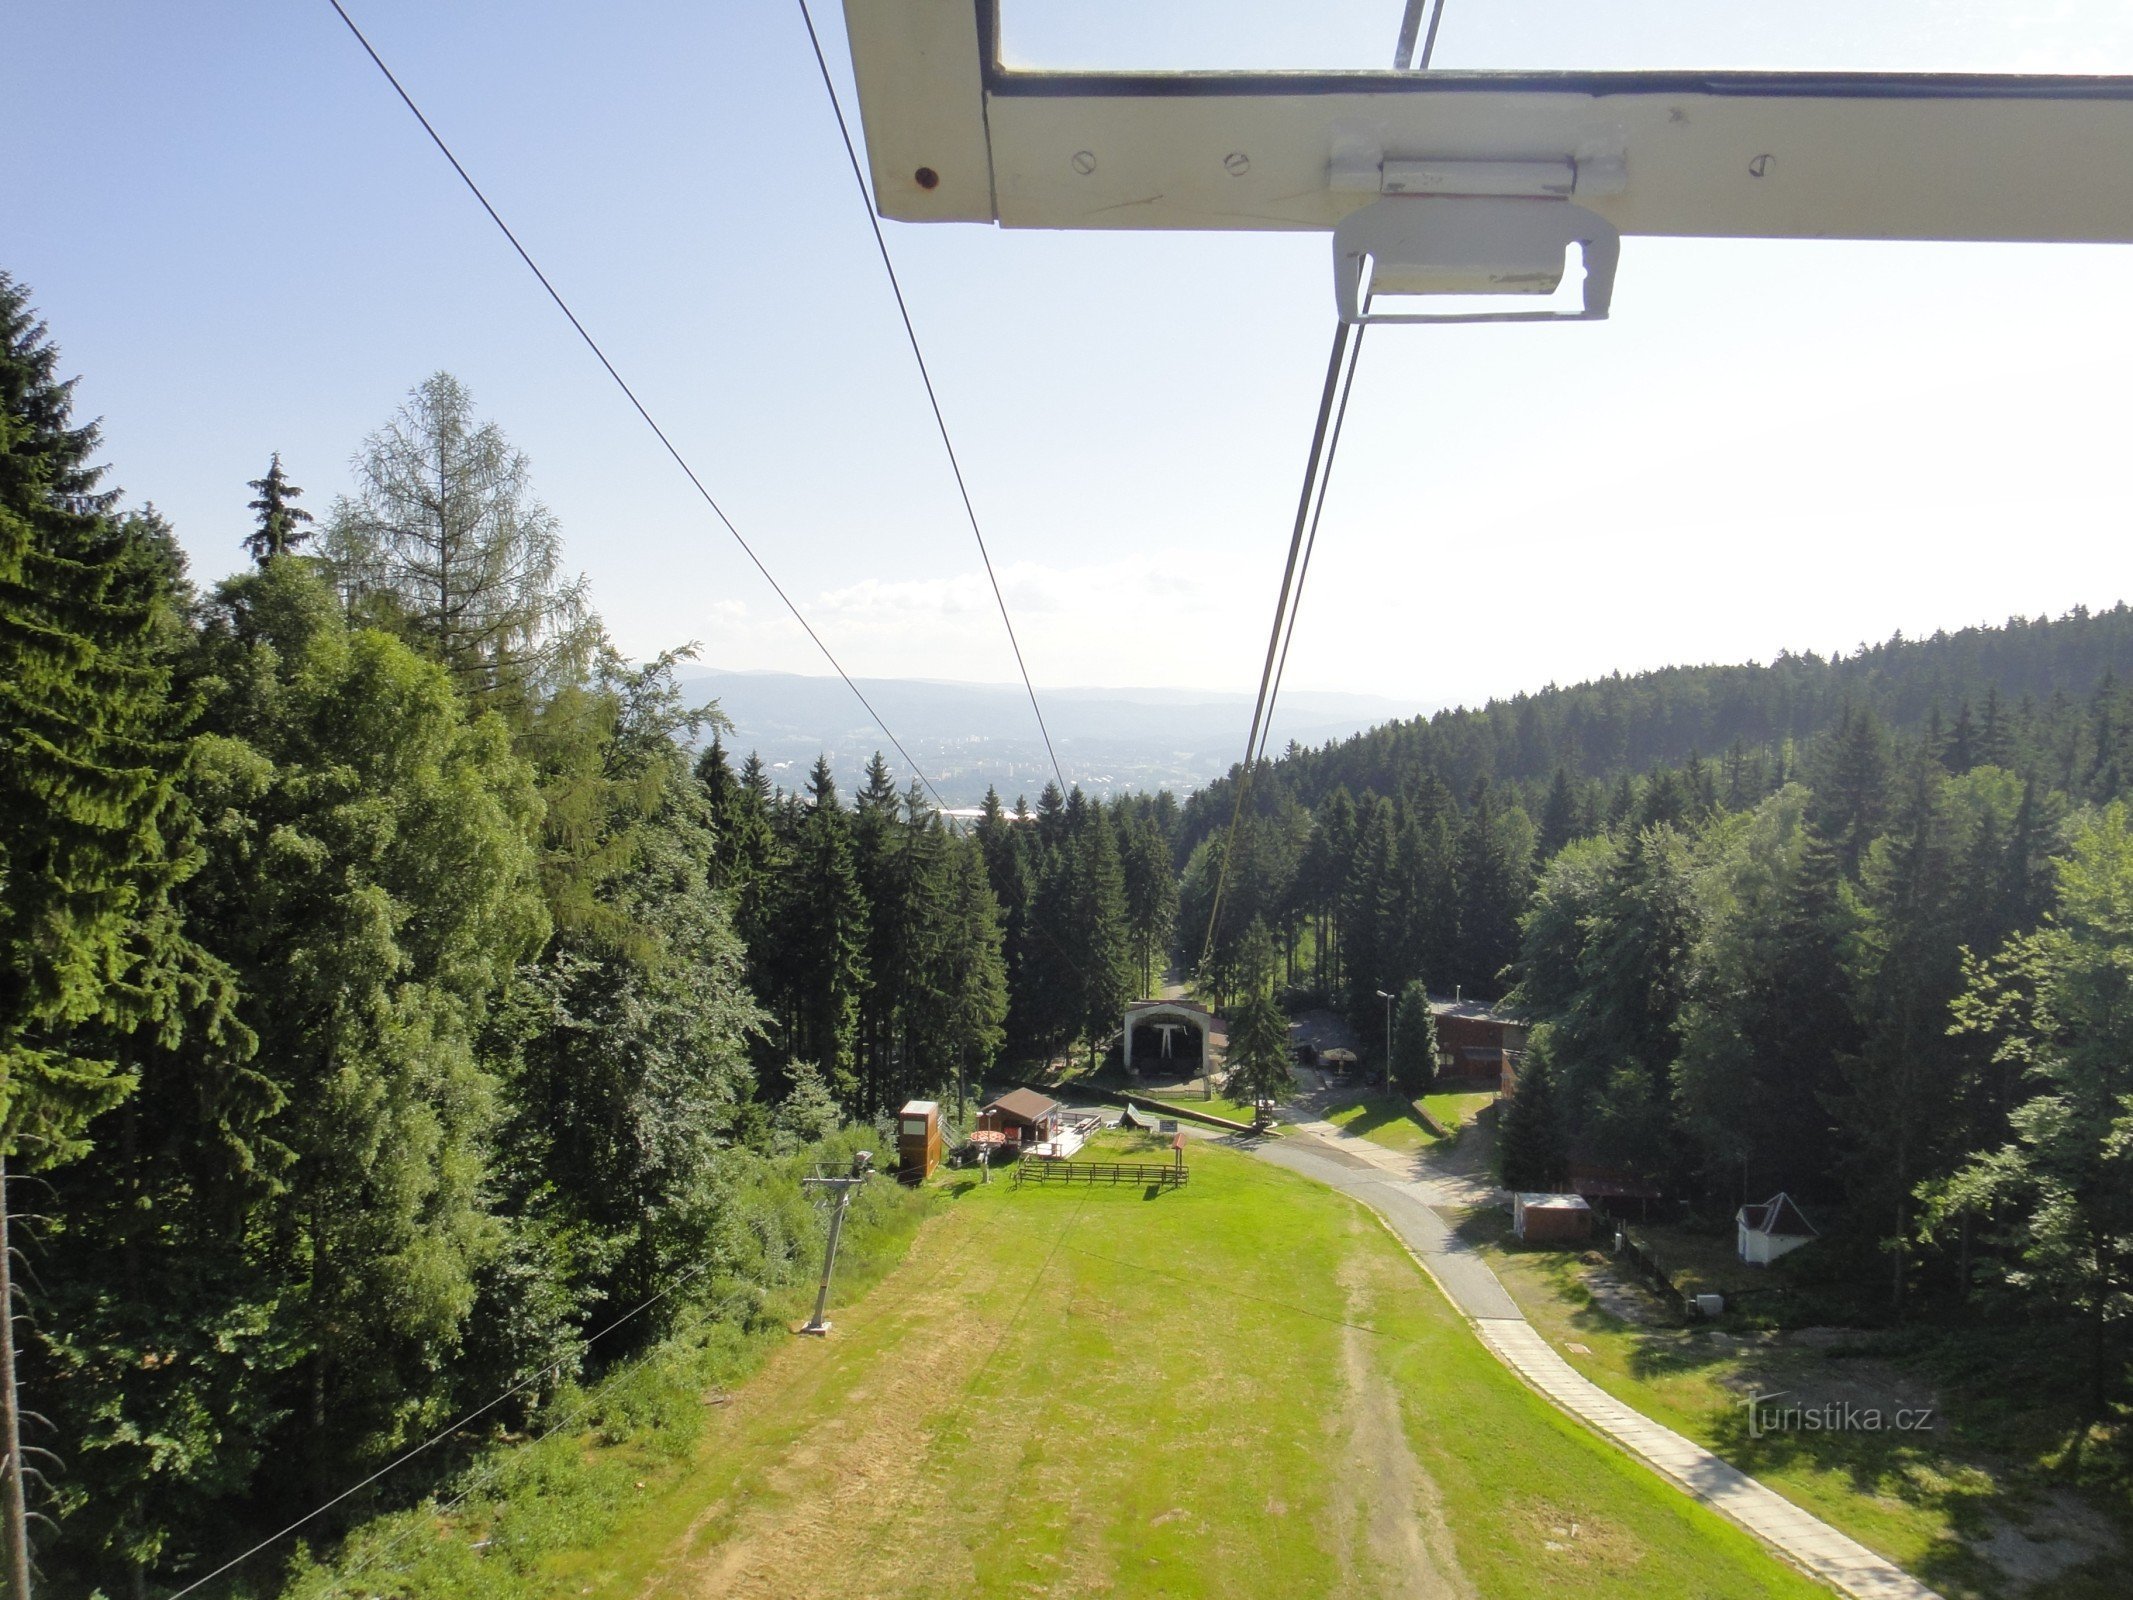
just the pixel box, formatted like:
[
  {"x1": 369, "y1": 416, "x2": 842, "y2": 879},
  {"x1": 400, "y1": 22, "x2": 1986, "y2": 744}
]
[{"x1": 551, "y1": 1136, "x2": 1824, "y2": 1600}]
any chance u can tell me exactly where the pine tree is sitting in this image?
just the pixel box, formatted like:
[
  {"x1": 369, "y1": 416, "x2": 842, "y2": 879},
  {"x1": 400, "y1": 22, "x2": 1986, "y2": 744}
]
[
  {"x1": 1833, "y1": 754, "x2": 1961, "y2": 1310},
  {"x1": 1391, "y1": 979, "x2": 1438, "y2": 1094},
  {"x1": 852, "y1": 753, "x2": 904, "y2": 1110},
  {"x1": 1121, "y1": 816, "x2": 1177, "y2": 997},
  {"x1": 1976, "y1": 684, "x2": 2015, "y2": 771},
  {"x1": 1454, "y1": 785, "x2": 1530, "y2": 999},
  {"x1": 1340, "y1": 798, "x2": 1397, "y2": 1031},
  {"x1": 1537, "y1": 766, "x2": 1578, "y2": 860},
  {"x1": 1813, "y1": 705, "x2": 1890, "y2": 877},
  {"x1": 1067, "y1": 796, "x2": 1133, "y2": 1069},
  {"x1": 242, "y1": 452, "x2": 314, "y2": 565},
  {"x1": 1495, "y1": 1048, "x2": 1567, "y2": 1191},
  {"x1": 1222, "y1": 921, "x2": 1292, "y2": 1105},
  {"x1": 766, "y1": 757, "x2": 869, "y2": 1099},
  {"x1": 0, "y1": 272, "x2": 218, "y2": 1163},
  {"x1": 1943, "y1": 701, "x2": 1977, "y2": 774},
  {"x1": 1, "y1": 277, "x2": 245, "y2": 1587}
]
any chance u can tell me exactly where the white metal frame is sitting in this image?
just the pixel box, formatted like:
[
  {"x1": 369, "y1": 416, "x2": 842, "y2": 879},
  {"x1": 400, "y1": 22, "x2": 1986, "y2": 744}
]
[{"x1": 841, "y1": 0, "x2": 2133, "y2": 245}]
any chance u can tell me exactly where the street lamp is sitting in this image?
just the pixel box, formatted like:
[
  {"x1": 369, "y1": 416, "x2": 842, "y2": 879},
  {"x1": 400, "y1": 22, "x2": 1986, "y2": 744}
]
[{"x1": 1376, "y1": 989, "x2": 1395, "y2": 1096}]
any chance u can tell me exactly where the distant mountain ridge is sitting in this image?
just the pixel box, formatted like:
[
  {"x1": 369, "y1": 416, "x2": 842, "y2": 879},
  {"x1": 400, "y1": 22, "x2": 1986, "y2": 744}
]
[{"x1": 674, "y1": 666, "x2": 1415, "y2": 805}]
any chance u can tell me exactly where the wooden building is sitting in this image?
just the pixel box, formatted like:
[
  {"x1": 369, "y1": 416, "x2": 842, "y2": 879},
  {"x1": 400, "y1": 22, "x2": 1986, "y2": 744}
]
[
  {"x1": 977, "y1": 1088, "x2": 1063, "y2": 1148},
  {"x1": 1514, "y1": 1192, "x2": 1595, "y2": 1243},
  {"x1": 897, "y1": 1099, "x2": 943, "y2": 1183},
  {"x1": 1430, "y1": 994, "x2": 1528, "y2": 1091}
]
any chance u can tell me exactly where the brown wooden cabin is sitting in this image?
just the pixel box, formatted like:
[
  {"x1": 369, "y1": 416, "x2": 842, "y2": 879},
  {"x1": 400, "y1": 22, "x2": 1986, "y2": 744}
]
[
  {"x1": 976, "y1": 1088, "x2": 1063, "y2": 1148},
  {"x1": 1430, "y1": 995, "x2": 1528, "y2": 1091}
]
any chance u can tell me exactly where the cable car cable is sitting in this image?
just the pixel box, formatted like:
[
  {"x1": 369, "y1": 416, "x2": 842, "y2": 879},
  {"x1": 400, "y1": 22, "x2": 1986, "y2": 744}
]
[
  {"x1": 1195, "y1": 321, "x2": 1354, "y2": 977},
  {"x1": 1255, "y1": 323, "x2": 1368, "y2": 770},
  {"x1": 165, "y1": 1256, "x2": 718, "y2": 1597},
  {"x1": 791, "y1": 0, "x2": 1071, "y2": 804}
]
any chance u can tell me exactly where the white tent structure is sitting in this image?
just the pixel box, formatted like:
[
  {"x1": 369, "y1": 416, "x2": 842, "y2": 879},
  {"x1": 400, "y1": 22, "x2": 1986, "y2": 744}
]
[{"x1": 1736, "y1": 1192, "x2": 1818, "y2": 1266}]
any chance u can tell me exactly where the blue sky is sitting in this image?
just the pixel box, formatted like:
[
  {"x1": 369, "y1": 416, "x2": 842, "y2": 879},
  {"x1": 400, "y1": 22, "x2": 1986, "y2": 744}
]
[{"x1": 7, "y1": 1, "x2": 2132, "y2": 713}]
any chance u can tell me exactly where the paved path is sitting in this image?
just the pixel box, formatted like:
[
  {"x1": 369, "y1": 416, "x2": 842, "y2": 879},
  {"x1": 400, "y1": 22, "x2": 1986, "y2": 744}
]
[{"x1": 1243, "y1": 1126, "x2": 1941, "y2": 1600}]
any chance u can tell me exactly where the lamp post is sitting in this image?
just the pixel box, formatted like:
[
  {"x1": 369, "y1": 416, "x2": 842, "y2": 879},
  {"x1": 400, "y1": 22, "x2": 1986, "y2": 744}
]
[{"x1": 1376, "y1": 989, "x2": 1395, "y2": 1096}]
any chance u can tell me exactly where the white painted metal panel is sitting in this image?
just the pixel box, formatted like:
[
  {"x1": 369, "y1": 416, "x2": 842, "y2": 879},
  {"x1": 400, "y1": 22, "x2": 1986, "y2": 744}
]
[
  {"x1": 985, "y1": 77, "x2": 2133, "y2": 241},
  {"x1": 839, "y1": 0, "x2": 992, "y2": 222},
  {"x1": 840, "y1": 1, "x2": 2133, "y2": 244}
]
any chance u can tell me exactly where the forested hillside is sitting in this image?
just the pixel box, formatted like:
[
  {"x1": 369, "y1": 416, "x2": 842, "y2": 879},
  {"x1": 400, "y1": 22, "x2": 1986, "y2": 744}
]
[
  {"x1": 0, "y1": 276, "x2": 1062, "y2": 1596},
  {"x1": 1184, "y1": 605, "x2": 2133, "y2": 857},
  {"x1": 1177, "y1": 604, "x2": 2133, "y2": 1009},
  {"x1": 1178, "y1": 595, "x2": 2133, "y2": 1418}
]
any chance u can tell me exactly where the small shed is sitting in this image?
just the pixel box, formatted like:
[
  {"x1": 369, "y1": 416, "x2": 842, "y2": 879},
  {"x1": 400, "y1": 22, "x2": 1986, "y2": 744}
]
[
  {"x1": 1118, "y1": 1102, "x2": 1162, "y2": 1132},
  {"x1": 1513, "y1": 1192, "x2": 1594, "y2": 1244},
  {"x1": 897, "y1": 1099, "x2": 942, "y2": 1183},
  {"x1": 977, "y1": 1088, "x2": 1063, "y2": 1148},
  {"x1": 1736, "y1": 1192, "x2": 1818, "y2": 1265}
]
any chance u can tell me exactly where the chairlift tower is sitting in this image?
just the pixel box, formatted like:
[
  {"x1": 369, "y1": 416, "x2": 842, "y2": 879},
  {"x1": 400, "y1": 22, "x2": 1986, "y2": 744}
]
[{"x1": 799, "y1": 1150, "x2": 873, "y2": 1336}]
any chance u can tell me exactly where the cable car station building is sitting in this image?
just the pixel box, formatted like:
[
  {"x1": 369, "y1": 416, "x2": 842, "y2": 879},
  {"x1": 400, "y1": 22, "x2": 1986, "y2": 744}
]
[{"x1": 1122, "y1": 998, "x2": 1215, "y2": 1073}]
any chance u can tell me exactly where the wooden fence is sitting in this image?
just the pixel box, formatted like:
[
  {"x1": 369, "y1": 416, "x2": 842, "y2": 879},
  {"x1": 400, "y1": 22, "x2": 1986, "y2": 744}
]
[{"x1": 1015, "y1": 1160, "x2": 1189, "y2": 1190}]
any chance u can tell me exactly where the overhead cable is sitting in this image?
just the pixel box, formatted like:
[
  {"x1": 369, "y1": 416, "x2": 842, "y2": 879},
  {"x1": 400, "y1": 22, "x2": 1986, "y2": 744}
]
[
  {"x1": 1256, "y1": 325, "x2": 1368, "y2": 770},
  {"x1": 166, "y1": 1257, "x2": 716, "y2": 1597},
  {"x1": 791, "y1": 0, "x2": 1071, "y2": 803},
  {"x1": 1395, "y1": 0, "x2": 1452, "y2": 70},
  {"x1": 1196, "y1": 322, "x2": 1355, "y2": 976},
  {"x1": 322, "y1": 0, "x2": 953, "y2": 816}
]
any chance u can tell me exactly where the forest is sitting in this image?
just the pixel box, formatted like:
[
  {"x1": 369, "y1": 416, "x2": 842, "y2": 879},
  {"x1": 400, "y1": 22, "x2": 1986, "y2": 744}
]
[
  {"x1": 9, "y1": 253, "x2": 2133, "y2": 1595},
  {"x1": 1186, "y1": 592, "x2": 2133, "y2": 1424},
  {"x1": 0, "y1": 275, "x2": 1185, "y2": 1596}
]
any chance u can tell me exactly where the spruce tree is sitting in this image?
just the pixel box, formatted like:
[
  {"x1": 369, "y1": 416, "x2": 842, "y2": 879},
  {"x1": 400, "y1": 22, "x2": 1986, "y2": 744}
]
[
  {"x1": 1222, "y1": 920, "x2": 1292, "y2": 1105},
  {"x1": 1068, "y1": 796, "x2": 1133, "y2": 1070},
  {"x1": 1814, "y1": 705, "x2": 1891, "y2": 877},
  {"x1": 242, "y1": 452, "x2": 314, "y2": 565},
  {"x1": 0, "y1": 272, "x2": 212, "y2": 1163},
  {"x1": 1122, "y1": 817, "x2": 1178, "y2": 997},
  {"x1": 1537, "y1": 766, "x2": 1578, "y2": 861},
  {"x1": 1391, "y1": 979, "x2": 1438, "y2": 1093},
  {"x1": 1495, "y1": 1050, "x2": 1567, "y2": 1192},
  {"x1": 769, "y1": 757, "x2": 868, "y2": 1099},
  {"x1": 1454, "y1": 786, "x2": 1526, "y2": 998}
]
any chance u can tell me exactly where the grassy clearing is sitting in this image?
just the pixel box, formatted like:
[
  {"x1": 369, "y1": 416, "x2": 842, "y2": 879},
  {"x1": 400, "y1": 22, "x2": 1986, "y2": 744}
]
[
  {"x1": 419, "y1": 1140, "x2": 1832, "y2": 1600},
  {"x1": 1423, "y1": 1090, "x2": 1497, "y2": 1130},
  {"x1": 1462, "y1": 1207, "x2": 2129, "y2": 1600},
  {"x1": 1320, "y1": 1091, "x2": 1447, "y2": 1151}
]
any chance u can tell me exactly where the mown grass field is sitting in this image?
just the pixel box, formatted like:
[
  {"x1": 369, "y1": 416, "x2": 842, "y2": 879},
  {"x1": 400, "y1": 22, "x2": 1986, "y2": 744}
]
[
  {"x1": 1319, "y1": 1089, "x2": 1495, "y2": 1150},
  {"x1": 1464, "y1": 1209, "x2": 2128, "y2": 1600},
  {"x1": 1320, "y1": 1092, "x2": 1443, "y2": 1150},
  {"x1": 341, "y1": 1132, "x2": 1836, "y2": 1599}
]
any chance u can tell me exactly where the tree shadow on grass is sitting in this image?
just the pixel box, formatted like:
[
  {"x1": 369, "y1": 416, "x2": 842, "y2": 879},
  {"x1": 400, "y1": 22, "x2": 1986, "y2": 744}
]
[{"x1": 1321, "y1": 1092, "x2": 1439, "y2": 1145}]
